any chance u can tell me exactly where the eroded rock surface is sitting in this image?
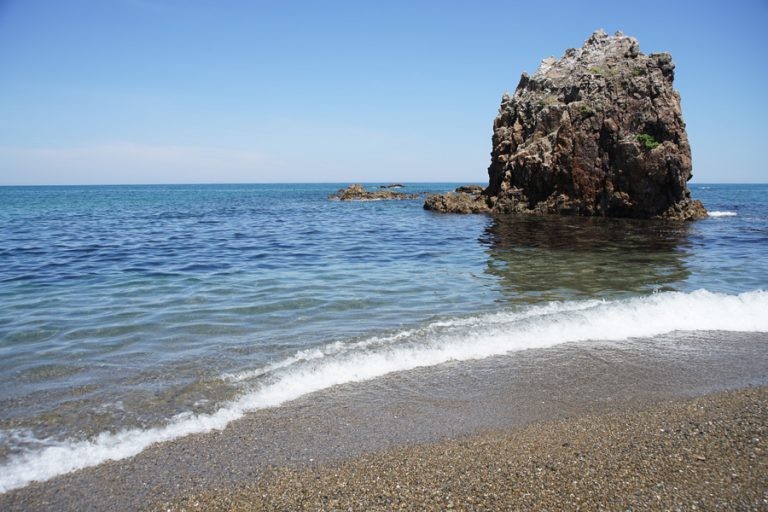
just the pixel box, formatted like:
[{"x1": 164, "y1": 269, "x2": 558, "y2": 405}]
[
  {"x1": 424, "y1": 191, "x2": 489, "y2": 213},
  {"x1": 426, "y1": 30, "x2": 706, "y2": 220}
]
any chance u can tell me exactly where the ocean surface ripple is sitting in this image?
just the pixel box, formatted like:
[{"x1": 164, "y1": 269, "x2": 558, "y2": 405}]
[{"x1": 0, "y1": 183, "x2": 766, "y2": 491}]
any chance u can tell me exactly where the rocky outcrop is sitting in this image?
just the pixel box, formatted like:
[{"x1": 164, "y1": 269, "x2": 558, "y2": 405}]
[
  {"x1": 423, "y1": 185, "x2": 491, "y2": 212},
  {"x1": 426, "y1": 30, "x2": 706, "y2": 220},
  {"x1": 424, "y1": 191, "x2": 490, "y2": 213},
  {"x1": 331, "y1": 184, "x2": 419, "y2": 201}
]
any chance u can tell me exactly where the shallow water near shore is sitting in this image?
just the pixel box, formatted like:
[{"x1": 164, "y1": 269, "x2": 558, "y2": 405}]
[
  {"x1": 0, "y1": 183, "x2": 766, "y2": 492},
  {"x1": 2, "y1": 331, "x2": 767, "y2": 512}
]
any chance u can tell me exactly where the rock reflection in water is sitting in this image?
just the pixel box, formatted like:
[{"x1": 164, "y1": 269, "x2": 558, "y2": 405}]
[{"x1": 481, "y1": 215, "x2": 692, "y2": 304}]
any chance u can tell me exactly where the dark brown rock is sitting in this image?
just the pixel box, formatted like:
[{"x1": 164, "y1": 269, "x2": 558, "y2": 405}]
[
  {"x1": 427, "y1": 30, "x2": 706, "y2": 220},
  {"x1": 331, "y1": 184, "x2": 419, "y2": 201},
  {"x1": 454, "y1": 185, "x2": 485, "y2": 194}
]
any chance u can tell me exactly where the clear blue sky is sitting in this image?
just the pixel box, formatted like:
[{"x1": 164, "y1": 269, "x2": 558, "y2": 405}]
[{"x1": 1, "y1": 0, "x2": 766, "y2": 185}]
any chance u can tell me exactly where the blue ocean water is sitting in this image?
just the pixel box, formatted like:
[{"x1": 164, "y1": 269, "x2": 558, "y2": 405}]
[{"x1": 0, "y1": 183, "x2": 766, "y2": 491}]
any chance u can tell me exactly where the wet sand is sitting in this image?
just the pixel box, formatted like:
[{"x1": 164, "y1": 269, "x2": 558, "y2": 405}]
[{"x1": 1, "y1": 331, "x2": 767, "y2": 511}]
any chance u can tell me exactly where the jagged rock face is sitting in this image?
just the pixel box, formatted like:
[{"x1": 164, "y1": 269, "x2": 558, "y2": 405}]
[
  {"x1": 489, "y1": 30, "x2": 706, "y2": 220},
  {"x1": 427, "y1": 30, "x2": 706, "y2": 220}
]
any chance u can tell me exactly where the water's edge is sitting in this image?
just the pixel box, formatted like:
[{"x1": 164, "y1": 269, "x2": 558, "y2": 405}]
[
  {"x1": 2, "y1": 329, "x2": 767, "y2": 511},
  {"x1": 1, "y1": 289, "x2": 767, "y2": 493}
]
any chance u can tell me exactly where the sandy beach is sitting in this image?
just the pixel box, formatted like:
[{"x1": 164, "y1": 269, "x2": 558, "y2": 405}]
[
  {"x1": 161, "y1": 386, "x2": 768, "y2": 511},
  {"x1": 1, "y1": 331, "x2": 766, "y2": 511}
]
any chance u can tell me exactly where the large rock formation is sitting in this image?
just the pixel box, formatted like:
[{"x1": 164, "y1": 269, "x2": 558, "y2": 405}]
[{"x1": 425, "y1": 30, "x2": 706, "y2": 220}]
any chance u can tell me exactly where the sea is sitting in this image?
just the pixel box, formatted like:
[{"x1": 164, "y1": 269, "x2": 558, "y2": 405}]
[{"x1": 0, "y1": 183, "x2": 766, "y2": 493}]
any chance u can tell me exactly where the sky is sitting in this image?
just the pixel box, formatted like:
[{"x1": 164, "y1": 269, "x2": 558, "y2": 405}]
[{"x1": 0, "y1": 0, "x2": 766, "y2": 185}]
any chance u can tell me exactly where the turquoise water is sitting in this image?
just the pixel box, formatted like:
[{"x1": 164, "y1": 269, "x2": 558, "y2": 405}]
[{"x1": 0, "y1": 183, "x2": 766, "y2": 491}]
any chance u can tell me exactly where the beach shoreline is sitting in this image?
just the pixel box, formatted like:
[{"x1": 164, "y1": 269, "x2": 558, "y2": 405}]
[
  {"x1": 162, "y1": 385, "x2": 768, "y2": 511},
  {"x1": 1, "y1": 330, "x2": 766, "y2": 511}
]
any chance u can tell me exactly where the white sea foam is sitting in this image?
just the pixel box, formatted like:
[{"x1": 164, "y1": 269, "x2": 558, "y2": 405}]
[
  {"x1": 1, "y1": 289, "x2": 767, "y2": 493},
  {"x1": 708, "y1": 210, "x2": 738, "y2": 217}
]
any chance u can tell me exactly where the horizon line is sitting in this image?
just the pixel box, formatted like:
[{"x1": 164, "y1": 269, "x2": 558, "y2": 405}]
[{"x1": 0, "y1": 181, "x2": 765, "y2": 188}]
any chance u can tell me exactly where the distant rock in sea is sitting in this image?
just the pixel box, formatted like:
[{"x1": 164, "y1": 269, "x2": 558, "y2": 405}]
[
  {"x1": 426, "y1": 30, "x2": 707, "y2": 220},
  {"x1": 454, "y1": 185, "x2": 485, "y2": 194},
  {"x1": 331, "y1": 184, "x2": 419, "y2": 201}
]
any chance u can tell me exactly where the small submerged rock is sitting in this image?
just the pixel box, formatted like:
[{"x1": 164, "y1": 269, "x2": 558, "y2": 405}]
[{"x1": 330, "y1": 184, "x2": 419, "y2": 201}]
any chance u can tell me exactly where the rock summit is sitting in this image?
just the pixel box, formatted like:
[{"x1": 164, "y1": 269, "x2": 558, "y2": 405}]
[{"x1": 425, "y1": 30, "x2": 706, "y2": 220}]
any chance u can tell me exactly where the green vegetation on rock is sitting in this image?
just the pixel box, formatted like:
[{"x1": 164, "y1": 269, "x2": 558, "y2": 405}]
[
  {"x1": 588, "y1": 66, "x2": 617, "y2": 77},
  {"x1": 579, "y1": 104, "x2": 594, "y2": 117},
  {"x1": 636, "y1": 133, "x2": 660, "y2": 150}
]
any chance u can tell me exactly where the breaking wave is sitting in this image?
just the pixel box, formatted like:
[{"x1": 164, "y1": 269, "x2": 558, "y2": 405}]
[{"x1": 1, "y1": 289, "x2": 767, "y2": 493}]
